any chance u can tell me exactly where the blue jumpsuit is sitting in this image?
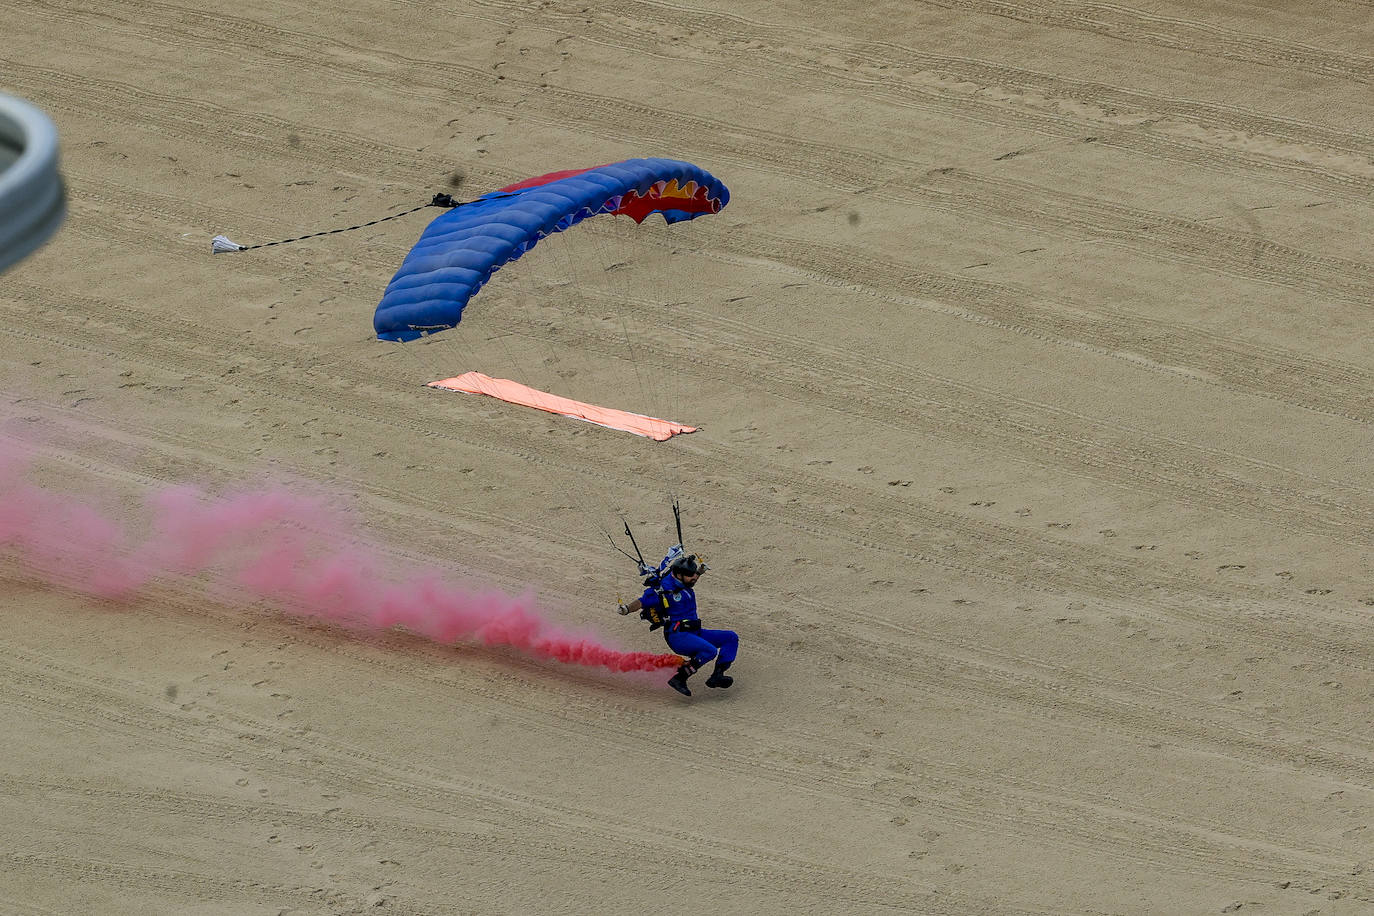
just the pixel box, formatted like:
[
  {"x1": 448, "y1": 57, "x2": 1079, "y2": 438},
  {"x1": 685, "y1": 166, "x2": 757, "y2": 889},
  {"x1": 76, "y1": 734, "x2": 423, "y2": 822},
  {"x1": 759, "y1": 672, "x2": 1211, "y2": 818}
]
[{"x1": 639, "y1": 574, "x2": 738, "y2": 669}]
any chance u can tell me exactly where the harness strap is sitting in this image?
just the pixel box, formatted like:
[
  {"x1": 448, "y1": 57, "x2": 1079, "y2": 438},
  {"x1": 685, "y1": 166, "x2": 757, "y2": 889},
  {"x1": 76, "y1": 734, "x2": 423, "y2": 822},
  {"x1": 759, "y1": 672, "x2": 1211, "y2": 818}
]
[{"x1": 640, "y1": 588, "x2": 672, "y2": 630}]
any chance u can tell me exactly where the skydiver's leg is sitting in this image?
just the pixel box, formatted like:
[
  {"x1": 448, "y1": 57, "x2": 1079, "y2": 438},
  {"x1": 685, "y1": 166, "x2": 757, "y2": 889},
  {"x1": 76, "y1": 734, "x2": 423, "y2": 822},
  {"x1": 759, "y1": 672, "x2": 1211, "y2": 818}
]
[
  {"x1": 665, "y1": 630, "x2": 719, "y2": 668},
  {"x1": 665, "y1": 631, "x2": 717, "y2": 696},
  {"x1": 697, "y1": 628, "x2": 738, "y2": 688},
  {"x1": 696, "y1": 629, "x2": 738, "y2": 665}
]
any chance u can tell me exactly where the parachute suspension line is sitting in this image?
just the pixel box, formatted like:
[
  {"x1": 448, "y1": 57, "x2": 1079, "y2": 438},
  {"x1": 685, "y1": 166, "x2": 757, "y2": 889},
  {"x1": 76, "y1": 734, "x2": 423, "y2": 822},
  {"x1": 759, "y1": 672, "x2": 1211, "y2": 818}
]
[
  {"x1": 654, "y1": 216, "x2": 711, "y2": 504},
  {"x1": 435, "y1": 324, "x2": 628, "y2": 567},
  {"x1": 512, "y1": 258, "x2": 632, "y2": 569},
  {"x1": 465, "y1": 269, "x2": 623, "y2": 549},
  {"x1": 457, "y1": 234, "x2": 623, "y2": 554},
  {"x1": 590, "y1": 215, "x2": 660, "y2": 413},
  {"x1": 526, "y1": 230, "x2": 596, "y2": 403},
  {"x1": 566, "y1": 225, "x2": 673, "y2": 559},
  {"x1": 560, "y1": 225, "x2": 667, "y2": 554},
  {"x1": 531, "y1": 227, "x2": 639, "y2": 536},
  {"x1": 394, "y1": 335, "x2": 429, "y2": 375},
  {"x1": 495, "y1": 214, "x2": 676, "y2": 562},
  {"x1": 495, "y1": 252, "x2": 576, "y2": 408},
  {"x1": 514, "y1": 257, "x2": 580, "y2": 402},
  {"x1": 561, "y1": 220, "x2": 636, "y2": 420},
  {"x1": 645, "y1": 214, "x2": 691, "y2": 503},
  {"x1": 430, "y1": 262, "x2": 620, "y2": 567},
  {"x1": 444, "y1": 272, "x2": 622, "y2": 559},
  {"x1": 652, "y1": 216, "x2": 691, "y2": 392},
  {"x1": 571, "y1": 214, "x2": 678, "y2": 516},
  {"x1": 412, "y1": 268, "x2": 622, "y2": 563},
  {"x1": 467, "y1": 268, "x2": 548, "y2": 394},
  {"x1": 403, "y1": 333, "x2": 463, "y2": 399},
  {"x1": 614, "y1": 297, "x2": 678, "y2": 503},
  {"x1": 509, "y1": 254, "x2": 566, "y2": 391},
  {"x1": 584, "y1": 221, "x2": 655, "y2": 404},
  {"x1": 547, "y1": 220, "x2": 636, "y2": 414},
  {"x1": 435, "y1": 327, "x2": 482, "y2": 390},
  {"x1": 605, "y1": 214, "x2": 685, "y2": 506},
  {"x1": 588, "y1": 215, "x2": 687, "y2": 531}
]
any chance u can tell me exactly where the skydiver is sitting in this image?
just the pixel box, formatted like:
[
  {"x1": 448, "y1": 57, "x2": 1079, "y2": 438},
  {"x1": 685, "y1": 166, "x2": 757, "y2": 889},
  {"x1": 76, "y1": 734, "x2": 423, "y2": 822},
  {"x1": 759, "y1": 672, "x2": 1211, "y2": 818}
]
[{"x1": 619, "y1": 552, "x2": 738, "y2": 697}]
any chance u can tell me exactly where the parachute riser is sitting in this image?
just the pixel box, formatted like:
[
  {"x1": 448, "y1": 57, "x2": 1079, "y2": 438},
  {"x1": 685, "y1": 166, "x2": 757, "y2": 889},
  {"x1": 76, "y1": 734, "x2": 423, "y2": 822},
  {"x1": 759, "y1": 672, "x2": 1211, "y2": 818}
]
[
  {"x1": 607, "y1": 520, "x2": 646, "y2": 569},
  {"x1": 615, "y1": 500, "x2": 707, "y2": 584}
]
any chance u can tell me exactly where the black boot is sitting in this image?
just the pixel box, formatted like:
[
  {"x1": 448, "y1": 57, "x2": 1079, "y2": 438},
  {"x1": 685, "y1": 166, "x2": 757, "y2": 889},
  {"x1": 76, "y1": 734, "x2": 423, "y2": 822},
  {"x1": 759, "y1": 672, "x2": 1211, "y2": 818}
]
[
  {"x1": 705, "y1": 661, "x2": 733, "y2": 689},
  {"x1": 668, "y1": 661, "x2": 698, "y2": 696}
]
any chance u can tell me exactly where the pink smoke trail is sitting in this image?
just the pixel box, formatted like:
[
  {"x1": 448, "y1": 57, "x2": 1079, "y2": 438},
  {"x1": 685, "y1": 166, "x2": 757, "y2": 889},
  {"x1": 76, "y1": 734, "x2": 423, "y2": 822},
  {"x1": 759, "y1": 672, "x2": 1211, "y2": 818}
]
[{"x1": 0, "y1": 448, "x2": 681, "y2": 673}]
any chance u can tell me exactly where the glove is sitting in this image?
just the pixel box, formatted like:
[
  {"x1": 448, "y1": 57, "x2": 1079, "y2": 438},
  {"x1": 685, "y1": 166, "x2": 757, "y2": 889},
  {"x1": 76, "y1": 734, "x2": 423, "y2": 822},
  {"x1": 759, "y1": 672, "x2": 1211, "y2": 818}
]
[{"x1": 617, "y1": 602, "x2": 632, "y2": 616}]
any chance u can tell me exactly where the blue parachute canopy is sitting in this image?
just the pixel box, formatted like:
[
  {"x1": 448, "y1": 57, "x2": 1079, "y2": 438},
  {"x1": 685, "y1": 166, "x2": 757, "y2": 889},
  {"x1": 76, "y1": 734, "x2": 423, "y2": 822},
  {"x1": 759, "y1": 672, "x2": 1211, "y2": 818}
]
[{"x1": 373, "y1": 158, "x2": 730, "y2": 343}]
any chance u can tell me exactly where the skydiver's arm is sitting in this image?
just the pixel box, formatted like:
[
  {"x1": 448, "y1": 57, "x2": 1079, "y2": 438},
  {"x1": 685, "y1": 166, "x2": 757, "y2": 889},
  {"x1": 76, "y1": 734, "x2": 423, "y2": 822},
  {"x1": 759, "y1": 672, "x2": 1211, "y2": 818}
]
[{"x1": 619, "y1": 598, "x2": 643, "y2": 615}]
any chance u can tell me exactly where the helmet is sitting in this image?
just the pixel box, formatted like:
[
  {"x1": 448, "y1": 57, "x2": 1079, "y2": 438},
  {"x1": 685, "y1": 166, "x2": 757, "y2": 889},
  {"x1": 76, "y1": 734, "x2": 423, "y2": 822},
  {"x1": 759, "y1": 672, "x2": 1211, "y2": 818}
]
[{"x1": 670, "y1": 553, "x2": 704, "y2": 578}]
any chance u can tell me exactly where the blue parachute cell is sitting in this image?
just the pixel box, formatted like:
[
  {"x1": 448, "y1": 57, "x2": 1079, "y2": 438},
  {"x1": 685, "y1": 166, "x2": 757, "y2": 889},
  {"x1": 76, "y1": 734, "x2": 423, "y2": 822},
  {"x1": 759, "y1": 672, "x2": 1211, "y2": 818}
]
[{"x1": 373, "y1": 158, "x2": 730, "y2": 342}]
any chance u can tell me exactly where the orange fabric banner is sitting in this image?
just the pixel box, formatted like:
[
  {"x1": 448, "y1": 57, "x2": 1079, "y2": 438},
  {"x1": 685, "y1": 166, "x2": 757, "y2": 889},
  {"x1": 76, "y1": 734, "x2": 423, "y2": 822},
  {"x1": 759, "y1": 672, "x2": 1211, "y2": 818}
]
[{"x1": 428, "y1": 372, "x2": 698, "y2": 441}]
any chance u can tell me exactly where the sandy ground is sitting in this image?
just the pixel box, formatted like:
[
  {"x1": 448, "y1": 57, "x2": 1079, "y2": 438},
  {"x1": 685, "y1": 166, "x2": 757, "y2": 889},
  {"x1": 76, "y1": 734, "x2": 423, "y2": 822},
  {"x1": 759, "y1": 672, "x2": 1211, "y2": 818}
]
[{"x1": 4, "y1": 1, "x2": 1374, "y2": 913}]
